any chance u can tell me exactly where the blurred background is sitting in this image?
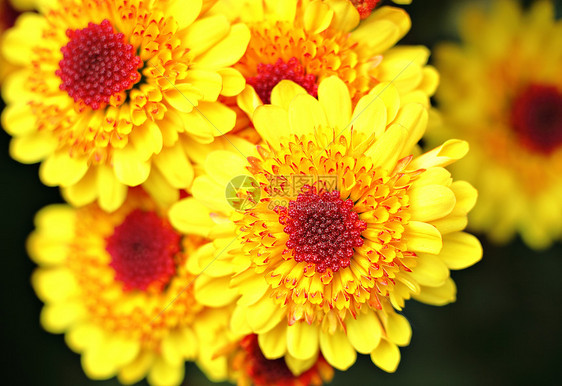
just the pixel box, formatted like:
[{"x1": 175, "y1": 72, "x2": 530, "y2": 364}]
[{"x1": 1, "y1": 0, "x2": 561, "y2": 384}]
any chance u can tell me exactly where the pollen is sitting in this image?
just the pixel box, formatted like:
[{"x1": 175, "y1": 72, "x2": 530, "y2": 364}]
[
  {"x1": 56, "y1": 19, "x2": 142, "y2": 110},
  {"x1": 511, "y1": 84, "x2": 562, "y2": 154},
  {"x1": 276, "y1": 185, "x2": 367, "y2": 273},
  {"x1": 105, "y1": 209, "x2": 179, "y2": 292},
  {"x1": 246, "y1": 57, "x2": 317, "y2": 104}
]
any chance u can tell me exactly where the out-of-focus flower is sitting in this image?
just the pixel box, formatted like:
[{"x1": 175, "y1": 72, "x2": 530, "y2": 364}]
[
  {"x1": 1, "y1": 0, "x2": 250, "y2": 211},
  {"x1": 432, "y1": 0, "x2": 562, "y2": 249},
  {"x1": 28, "y1": 188, "x2": 217, "y2": 385},
  {"x1": 208, "y1": 0, "x2": 437, "y2": 142},
  {"x1": 170, "y1": 77, "x2": 482, "y2": 374}
]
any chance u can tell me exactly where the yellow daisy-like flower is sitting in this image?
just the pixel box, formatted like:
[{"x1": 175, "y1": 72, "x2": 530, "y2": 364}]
[
  {"x1": 28, "y1": 188, "x2": 214, "y2": 385},
  {"x1": 209, "y1": 0, "x2": 438, "y2": 128},
  {"x1": 170, "y1": 77, "x2": 482, "y2": 373},
  {"x1": 1, "y1": 0, "x2": 250, "y2": 211},
  {"x1": 432, "y1": 0, "x2": 562, "y2": 249}
]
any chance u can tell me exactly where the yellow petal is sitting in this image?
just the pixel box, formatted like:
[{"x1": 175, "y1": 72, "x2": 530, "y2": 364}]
[
  {"x1": 147, "y1": 357, "x2": 185, "y2": 386},
  {"x1": 2, "y1": 103, "x2": 36, "y2": 136},
  {"x1": 246, "y1": 295, "x2": 286, "y2": 334},
  {"x1": 237, "y1": 85, "x2": 263, "y2": 117},
  {"x1": 9, "y1": 132, "x2": 58, "y2": 164},
  {"x1": 194, "y1": 274, "x2": 238, "y2": 307},
  {"x1": 318, "y1": 76, "x2": 351, "y2": 132},
  {"x1": 40, "y1": 301, "x2": 85, "y2": 334},
  {"x1": 39, "y1": 151, "x2": 89, "y2": 187},
  {"x1": 319, "y1": 328, "x2": 357, "y2": 370},
  {"x1": 325, "y1": 0, "x2": 359, "y2": 31},
  {"x1": 271, "y1": 80, "x2": 309, "y2": 110},
  {"x1": 409, "y1": 140, "x2": 469, "y2": 170},
  {"x1": 1, "y1": 13, "x2": 47, "y2": 65},
  {"x1": 142, "y1": 167, "x2": 180, "y2": 209},
  {"x1": 286, "y1": 322, "x2": 320, "y2": 360},
  {"x1": 195, "y1": 23, "x2": 251, "y2": 68},
  {"x1": 32, "y1": 268, "x2": 78, "y2": 302},
  {"x1": 96, "y1": 165, "x2": 127, "y2": 212},
  {"x1": 192, "y1": 175, "x2": 232, "y2": 215},
  {"x1": 218, "y1": 68, "x2": 246, "y2": 97},
  {"x1": 285, "y1": 352, "x2": 318, "y2": 376},
  {"x1": 351, "y1": 92, "x2": 387, "y2": 141},
  {"x1": 204, "y1": 150, "x2": 248, "y2": 186},
  {"x1": 408, "y1": 185, "x2": 456, "y2": 222},
  {"x1": 403, "y1": 221, "x2": 442, "y2": 254},
  {"x1": 130, "y1": 121, "x2": 163, "y2": 161},
  {"x1": 65, "y1": 323, "x2": 103, "y2": 353},
  {"x1": 365, "y1": 124, "x2": 407, "y2": 171},
  {"x1": 304, "y1": 0, "x2": 334, "y2": 34},
  {"x1": 185, "y1": 69, "x2": 223, "y2": 102},
  {"x1": 450, "y1": 181, "x2": 478, "y2": 214},
  {"x1": 258, "y1": 321, "x2": 288, "y2": 359},
  {"x1": 253, "y1": 105, "x2": 290, "y2": 145},
  {"x1": 182, "y1": 14, "x2": 229, "y2": 58},
  {"x1": 413, "y1": 277, "x2": 457, "y2": 306},
  {"x1": 61, "y1": 169, "x2": 99, "y2": 209},
  {"x1": 408, "y1": 253, "x2": 449, "y2": 287},
  {"x1": 169, "y1": 198, "x2": 213, "y2": 236},
  {"x1": 394, "y1": 102, "x2": 428, "y2": 154},
  {"x1": 289, "y1": 94, "x2": 328, "y2": 138},
  {"x1": 153, "y1": 143, "x2": 194, "y2": 189},
  {"x1": 118, "y1": 351, "x2": 154, "y2": 385},
  {"x1": 168, "y1": 0, "x2": 202, "y2": 29},
  {"x1": 112, "y1": 147, "x2": 151, "y2": 186},
  {"x1": 439, "y1": 232, "x2": 483, "y2": 270},
  {"x1": 370, "y1": 339, "x2": 401, "y2": 373},
  {"x1": 383, "y1": 313, "x2": 412, "y2": 346},
  {"x1": 346, "y1": 311, "x2": 382, "y2": 354},
  {"x1": 187, "y1": 101, "x2": 237, "y2": 139}
]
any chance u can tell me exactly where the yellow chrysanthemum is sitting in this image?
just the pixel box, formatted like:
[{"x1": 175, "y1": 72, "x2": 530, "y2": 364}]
[
  {"x1": 432, "y1": 0, "x2": 562, "y2": 249},
  {"x1": 1, "y1": 0, "x2": 250, "y2": 211},
  {"x1": 208, "y1": 0, "x2": 437, "y2": 138},
  {"x1": 170, "y1": 77, "x2": 482, "y2": 373},
  {"x1": 28, "y1": 188, "x2": 217, "y2": 385}
]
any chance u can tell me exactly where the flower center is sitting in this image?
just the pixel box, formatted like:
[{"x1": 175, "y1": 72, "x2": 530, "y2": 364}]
[
  {"x1": 240, "y1": 335, "x2": 295, "y2": 385},
  {"x1": 276, "y1": 185, "x2": 367, "y2": 273},
  {"x1": 246, "y1": 57, "x2": 318, "y2": 104},
  {"x1": 105, "y1": 209, "x2": 179, "y2": 292},
  {"x1": 0, "y1": 0, "x2": 19, "y2": 30},
  {"x1": 351, "y1": 0, "x2": 381, "y2": 19},
  {"x1": 56, "y1": 19, "x2": 142, "y2": 110},
  {"x1": 511, "y1": 84, "x2": 562, "y2": 154}
]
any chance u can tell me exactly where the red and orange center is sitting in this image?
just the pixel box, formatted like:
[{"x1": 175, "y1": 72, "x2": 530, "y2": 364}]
[
  {"x1": 105, "y1": 209, "x2": 179, "y2": 292},
  {"x1": 276, "y1": 186, "x2": 367, "y2": 273},
  {"x1": 246, "y1": 57, "x2": 317, "y2": 104},
  {"x1": 240, "y1": 335, "x2": 296, "y2": 385},
  {"x1": 511, "y1": 84, "x2": 562, "y2": 154},
  {"x1": 351, "y1": 0, "x2": 381, "y2": 19},
  {"x1": 56, "y1": 19, "x2": 142, "y2": 110}
]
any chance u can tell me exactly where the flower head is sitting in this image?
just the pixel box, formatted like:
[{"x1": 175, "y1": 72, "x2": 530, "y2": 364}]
[
  {"x1": 170, "y1": 77, "x2": 482, "y2": 373},
  {"x1": 208, "y1": 0, "x2": 438, "y2": 137},
  {"x1": 432, "y1": 0, "x2": 562, "y2": 249},
  {"x1": 28, "y1": 188, "x2": 213, "y2": 385},
  {"x1": 1, "y1": 0, "x2": 250, "y2": 211}
]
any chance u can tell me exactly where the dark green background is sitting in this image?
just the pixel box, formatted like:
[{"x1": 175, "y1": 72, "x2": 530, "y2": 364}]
[{"x1": 1, "y1": 0, "x2": 561, "y2": 384}]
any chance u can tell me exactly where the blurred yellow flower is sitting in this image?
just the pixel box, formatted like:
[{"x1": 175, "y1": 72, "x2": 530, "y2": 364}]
[
  {"x1": 170, "y1": 77, "x2": 482, "y2": 374},
  {"x1": 28, "y1": 188, "x2": 216, "y2": 385},
  {"x1": 1, "y1": 0, "x2": 250, "y2": 211},
  {"x1": 433, "y1": 0, "x2": 562, "y2": 249}
]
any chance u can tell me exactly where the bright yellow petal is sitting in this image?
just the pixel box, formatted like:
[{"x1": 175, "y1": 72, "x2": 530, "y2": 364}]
[
  {"x1": 304, "y1": 0, "x2": 334, "y2": 34},
  {"x1": 258, "y1": 321, "x2": 288, "y2": 359},
  {"x1": 403, "y1": 221, "x2": 443, "y2": 254},
  {"x1": 370, "y1": 339, "x2": 401, "y2": 373},
  {"x1": 286, "y1": 322, "x2": 320, "y2": 360},
  {"x1": 289, "y1": 93, "x2": 328, "y2": 138},
  {"x1": 318, "y1": 76, "x2": 351, "y2": 132},
  {"x1": 147, "y1": 357, "x2": 184, "y2": 386},
  {"x1": 439, "y1": 232, "x2": 483, "y2": 270},
  {"x1": 346, "y1": 311, "x2": 382, "y2": 354},
  {"x1": 194, "y1": 23, "x2": 251, "y2": 69},
  {"x1": 413, "y1": 277, "x2": 457, "y2": 306},
  {"x1": 408, "y1": 185, "x2": 456, "y2": 222}
]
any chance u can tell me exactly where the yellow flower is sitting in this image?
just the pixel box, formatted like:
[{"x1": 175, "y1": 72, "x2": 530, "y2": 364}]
[
  {"x1": 28, "y1": 188, "x2": 218, "y2": 385},
  {"x1": 432, "y1": 0, "x2": 562, "y2": 249},
  {"x1": 0, "y1": 0, "x2": 35, "y2": 82},
  {"x1": 170, "y1": 77, "x2": 482, "y2": 374},
  {"x1": 1, "y1": 0, "x2": 250, "y2": 211},
  {"x1": 208, "y1": 0, "x2": 438, "y2": 133}
]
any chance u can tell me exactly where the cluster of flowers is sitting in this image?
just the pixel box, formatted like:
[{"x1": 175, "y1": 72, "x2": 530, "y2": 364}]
[{"x1": 0, "y1": 0, "x2": 559, "y2": 384}]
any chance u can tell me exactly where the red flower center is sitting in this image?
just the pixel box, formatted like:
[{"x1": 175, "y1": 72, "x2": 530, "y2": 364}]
[
  {"x1": 0, "y1": 0, "x2": 19, "y2": 30},
  {"x1": 240, "y1": 335, "x2": 296, "y2": 385},
  {"x1": 276, "y1": 186, "x2": 366, "y2": 273},
  {"x1": 511, "y1": 84, "x2": 562, "y2": 154},
  {"x1": 106, "y1": 209, "x2": 180, "y2": 292},
  {"x1": 351, "y1": 0, "x2": 381, "y2": 19},
  {"x1": 56, "y1": 19, "x2": 142, "y2": 110},
  {"x1": 246, "y1": 57, "x2": 318, "y2": 104}
]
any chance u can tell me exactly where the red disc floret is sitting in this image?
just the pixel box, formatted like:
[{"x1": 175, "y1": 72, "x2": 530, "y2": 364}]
[
  {"x1": 351, "y1": 0, "x2": 381, "y2": 19},
  {"x1": 511, "y1": 84, "x2": 562, "y2": 154},
  {"x1": 106, "y1": 209, "x2": 180, "y2": 292},
  {"x1": 276, "y1": 185, "x2": 367, "y2": 273},
  {"x1": 246, "y1": 57, "x2": 318, "y2": 104},
  {"x1": 56, "y1": 19, "x2": 142, "y2": 110}
]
